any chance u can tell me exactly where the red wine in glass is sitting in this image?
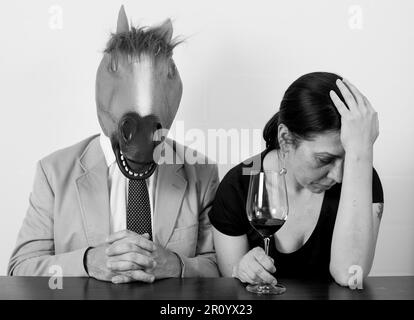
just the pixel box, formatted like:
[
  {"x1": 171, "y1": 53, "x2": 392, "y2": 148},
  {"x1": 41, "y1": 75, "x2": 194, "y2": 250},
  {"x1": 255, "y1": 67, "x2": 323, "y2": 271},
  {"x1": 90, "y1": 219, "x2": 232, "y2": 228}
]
[{"x1": 250, "y1": 216, "x2": 286, "y2": 238}]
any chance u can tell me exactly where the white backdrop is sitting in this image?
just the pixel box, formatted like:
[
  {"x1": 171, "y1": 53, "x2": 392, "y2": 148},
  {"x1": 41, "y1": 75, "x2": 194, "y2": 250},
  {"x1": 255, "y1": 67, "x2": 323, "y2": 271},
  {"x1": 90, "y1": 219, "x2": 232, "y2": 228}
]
[{"x1": 0, "y1": 0, "x2": 413, "y2": 276}]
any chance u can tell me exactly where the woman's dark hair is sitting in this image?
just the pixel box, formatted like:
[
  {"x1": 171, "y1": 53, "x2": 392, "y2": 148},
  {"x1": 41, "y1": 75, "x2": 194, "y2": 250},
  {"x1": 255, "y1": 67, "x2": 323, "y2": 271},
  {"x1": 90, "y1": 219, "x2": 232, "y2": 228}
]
[{"x1": 263, "y1": 72, "x2": 347, "y2": 150}]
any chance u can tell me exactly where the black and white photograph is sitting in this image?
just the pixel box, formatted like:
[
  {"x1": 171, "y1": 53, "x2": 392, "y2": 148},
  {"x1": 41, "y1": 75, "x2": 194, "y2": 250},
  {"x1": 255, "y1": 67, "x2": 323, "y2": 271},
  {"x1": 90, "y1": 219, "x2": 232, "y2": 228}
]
[{"x1": 0, "y1": 0, "x2": 413, "y2": 310}]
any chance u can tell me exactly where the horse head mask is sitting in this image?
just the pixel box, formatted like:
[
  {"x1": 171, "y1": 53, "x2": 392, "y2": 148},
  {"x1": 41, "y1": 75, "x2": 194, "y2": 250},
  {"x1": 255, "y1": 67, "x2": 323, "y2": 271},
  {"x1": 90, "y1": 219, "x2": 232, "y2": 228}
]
[{"x1": 96, "y1": 6, "x2": 183, "y2": 180}]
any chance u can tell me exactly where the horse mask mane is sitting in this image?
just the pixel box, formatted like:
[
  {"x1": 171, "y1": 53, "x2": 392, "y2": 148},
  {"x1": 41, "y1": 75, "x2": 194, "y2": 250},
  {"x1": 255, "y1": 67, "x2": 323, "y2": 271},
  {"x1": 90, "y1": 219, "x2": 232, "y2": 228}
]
[{"x1": 96, "y1": 6, "x2": 183, "y2": 180}]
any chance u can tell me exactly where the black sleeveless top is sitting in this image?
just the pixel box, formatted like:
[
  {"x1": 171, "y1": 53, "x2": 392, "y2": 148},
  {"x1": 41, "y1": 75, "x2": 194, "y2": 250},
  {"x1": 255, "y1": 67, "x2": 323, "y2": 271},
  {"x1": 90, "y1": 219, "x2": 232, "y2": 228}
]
[{"x1": 209, "y1": 151, "x2": 384, "y2": 280}]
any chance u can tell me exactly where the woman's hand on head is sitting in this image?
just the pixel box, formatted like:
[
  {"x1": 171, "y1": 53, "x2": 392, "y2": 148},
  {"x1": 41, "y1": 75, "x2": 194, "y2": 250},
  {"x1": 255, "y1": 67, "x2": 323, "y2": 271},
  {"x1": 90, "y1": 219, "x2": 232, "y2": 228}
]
[
  {"x1": 231, "y1": 247, "x2": 278, "y2": 285},
  {"x1": 329, "y1": 79, "x2": 379, "y2": 153}
]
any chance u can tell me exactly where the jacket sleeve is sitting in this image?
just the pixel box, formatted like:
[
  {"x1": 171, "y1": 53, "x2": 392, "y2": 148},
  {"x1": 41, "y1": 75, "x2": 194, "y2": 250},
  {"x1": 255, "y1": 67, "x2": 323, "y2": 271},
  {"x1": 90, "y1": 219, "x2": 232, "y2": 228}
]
[
  {"x1": 7, "y1": 160, "x2": 89, "y2": 277},
  {"x1": 175, "y1": 164, "x2": 220, "y2": 277}
]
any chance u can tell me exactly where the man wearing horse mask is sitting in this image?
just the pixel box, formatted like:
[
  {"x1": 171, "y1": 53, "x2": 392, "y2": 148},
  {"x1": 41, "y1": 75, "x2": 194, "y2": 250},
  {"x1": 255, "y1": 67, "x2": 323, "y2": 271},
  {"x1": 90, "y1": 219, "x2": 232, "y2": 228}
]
[{"x1": 8, "y1": 6, "x2": 219, "y2": 283}]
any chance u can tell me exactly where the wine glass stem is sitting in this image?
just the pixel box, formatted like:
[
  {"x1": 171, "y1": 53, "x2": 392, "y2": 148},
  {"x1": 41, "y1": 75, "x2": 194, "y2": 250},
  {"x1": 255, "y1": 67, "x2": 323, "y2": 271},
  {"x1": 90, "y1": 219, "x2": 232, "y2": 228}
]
[{"x1": 264, "y1": 237, "x2": 270, "y2": 256}]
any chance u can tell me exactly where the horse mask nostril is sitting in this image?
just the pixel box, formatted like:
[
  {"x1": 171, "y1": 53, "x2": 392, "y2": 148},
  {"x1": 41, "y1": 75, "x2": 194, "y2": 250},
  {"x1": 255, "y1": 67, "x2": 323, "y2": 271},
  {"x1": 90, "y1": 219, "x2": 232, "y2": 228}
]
[{"x1": 120, "y1": 118, "x2": 136, "y2": 143}]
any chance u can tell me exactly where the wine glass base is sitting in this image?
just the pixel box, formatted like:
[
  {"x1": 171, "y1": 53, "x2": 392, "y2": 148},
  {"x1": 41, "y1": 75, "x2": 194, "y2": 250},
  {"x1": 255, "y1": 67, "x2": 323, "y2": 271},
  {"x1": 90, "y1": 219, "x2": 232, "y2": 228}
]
[{"x1": 246, "y1": 283, "x2": 286, "y2": 295}]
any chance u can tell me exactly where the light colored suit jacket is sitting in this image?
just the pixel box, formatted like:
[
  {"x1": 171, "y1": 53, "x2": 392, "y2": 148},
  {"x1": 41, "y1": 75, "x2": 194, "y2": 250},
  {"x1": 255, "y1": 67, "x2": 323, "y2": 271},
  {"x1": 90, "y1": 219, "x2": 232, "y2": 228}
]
[{"x1": 8, "y1": 134, "x2": 219, "y2": 277}]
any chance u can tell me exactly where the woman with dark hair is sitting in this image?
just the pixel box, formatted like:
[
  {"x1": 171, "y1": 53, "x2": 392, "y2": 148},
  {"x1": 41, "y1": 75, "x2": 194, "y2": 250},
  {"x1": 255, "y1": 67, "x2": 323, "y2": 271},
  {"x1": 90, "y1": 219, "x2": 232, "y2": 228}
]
[{"x1": 209, "y1": 72, "x2": 384, "y2": 286}]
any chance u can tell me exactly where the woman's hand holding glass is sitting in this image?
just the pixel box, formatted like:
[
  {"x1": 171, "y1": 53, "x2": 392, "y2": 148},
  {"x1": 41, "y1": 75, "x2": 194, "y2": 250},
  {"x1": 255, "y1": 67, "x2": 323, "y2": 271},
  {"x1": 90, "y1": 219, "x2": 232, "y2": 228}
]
[{"x1": 232, "y1": 247, "x2": 277, "y2": 286}]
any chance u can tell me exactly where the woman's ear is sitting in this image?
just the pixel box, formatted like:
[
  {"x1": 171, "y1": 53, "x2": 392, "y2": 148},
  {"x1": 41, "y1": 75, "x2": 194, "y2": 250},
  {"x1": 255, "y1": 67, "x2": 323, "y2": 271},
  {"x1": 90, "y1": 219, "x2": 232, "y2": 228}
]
[{"x1": 277, "y1": 124, "x2": 295, "y2": 154}]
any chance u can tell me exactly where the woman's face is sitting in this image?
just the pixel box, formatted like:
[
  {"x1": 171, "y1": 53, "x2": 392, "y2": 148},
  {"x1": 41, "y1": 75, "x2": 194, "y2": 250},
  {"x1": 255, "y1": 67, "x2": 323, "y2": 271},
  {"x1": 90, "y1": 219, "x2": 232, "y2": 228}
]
[{"x1": 286, "y1": 131, "x2": 345, "y2": 193}]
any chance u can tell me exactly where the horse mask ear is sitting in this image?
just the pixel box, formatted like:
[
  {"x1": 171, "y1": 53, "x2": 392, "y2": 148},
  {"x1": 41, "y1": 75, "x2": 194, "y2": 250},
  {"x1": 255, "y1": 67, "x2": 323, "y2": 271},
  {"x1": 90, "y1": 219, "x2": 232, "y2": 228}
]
[
  {"x1": 153, "y1": 19, "x2": 173, "y2": 44},
  {"x1": 116, "y1": 5, "x2": 129, "y2": 33}
]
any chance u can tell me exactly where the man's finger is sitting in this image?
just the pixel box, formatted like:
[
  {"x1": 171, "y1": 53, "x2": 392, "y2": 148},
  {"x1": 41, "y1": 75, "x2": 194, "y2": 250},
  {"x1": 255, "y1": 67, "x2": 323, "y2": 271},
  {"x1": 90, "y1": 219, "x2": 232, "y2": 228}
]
[
  {"x1": 106, "y1": 231, "x2": 150, "y2": 243},
  {"x1": 113, "y1": 270, "x2": 155, "y2": 284},
  {"x1": 106, "y1": 241, "x2": 153, "y2": 257},
  {"x1": 129, "y1": 234, "x2": 156, "y2": 252},
  {"x1": 106, "y1": 229, "x2": 136, "y2": 243},
  {"x1": 107, "y1": 252, "x2": 156, "y2": 269},
  {"x1": 107, "y1": 260, "x2": 143, "y2": 272},
  {"x1": 111, "y1": 275, "x2": 133, "y2": 284},
  {"x1": 106, "y1": 231, "x2": 156, "y2": 252}
]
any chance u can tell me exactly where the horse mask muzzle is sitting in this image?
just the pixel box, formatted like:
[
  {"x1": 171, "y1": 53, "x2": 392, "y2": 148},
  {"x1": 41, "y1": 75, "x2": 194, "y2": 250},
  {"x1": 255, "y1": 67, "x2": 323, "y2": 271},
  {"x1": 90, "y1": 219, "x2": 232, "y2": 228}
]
[{"x1": 111, "y1": 112, "x2": 162, "y2": 180}]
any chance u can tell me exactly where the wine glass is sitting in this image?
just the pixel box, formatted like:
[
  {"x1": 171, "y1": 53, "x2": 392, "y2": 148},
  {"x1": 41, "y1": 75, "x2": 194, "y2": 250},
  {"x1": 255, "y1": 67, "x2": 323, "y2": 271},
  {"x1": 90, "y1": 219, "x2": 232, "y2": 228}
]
[{"x1": 245, "y1": 169, "x2": 288, "y2": 295}]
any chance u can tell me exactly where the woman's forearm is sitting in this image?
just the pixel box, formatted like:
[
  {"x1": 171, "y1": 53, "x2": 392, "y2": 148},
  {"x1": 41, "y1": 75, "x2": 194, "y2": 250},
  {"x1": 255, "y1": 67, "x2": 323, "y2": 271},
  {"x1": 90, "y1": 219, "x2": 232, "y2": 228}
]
[{"x1": 330, "y1": 147, "x2": 375, "y2": 284}]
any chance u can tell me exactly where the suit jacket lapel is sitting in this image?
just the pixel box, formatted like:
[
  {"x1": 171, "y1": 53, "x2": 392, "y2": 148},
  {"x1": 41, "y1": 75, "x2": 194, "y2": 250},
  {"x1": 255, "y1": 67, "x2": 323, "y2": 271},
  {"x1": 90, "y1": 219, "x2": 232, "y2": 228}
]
[
  {"x1": 153, "y1": 140, "x2": 187, "y2": 247},
  {"x1": 75, "y1": 136, "x2": 111, "y2": 247}
]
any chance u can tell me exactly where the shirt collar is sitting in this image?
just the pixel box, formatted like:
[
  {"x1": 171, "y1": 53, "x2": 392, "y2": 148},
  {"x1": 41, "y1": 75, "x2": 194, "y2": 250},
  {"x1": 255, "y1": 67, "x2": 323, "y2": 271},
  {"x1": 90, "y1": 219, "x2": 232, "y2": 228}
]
[{"x1": 99, "y1": 132, "x2": 116, "y2": 167}]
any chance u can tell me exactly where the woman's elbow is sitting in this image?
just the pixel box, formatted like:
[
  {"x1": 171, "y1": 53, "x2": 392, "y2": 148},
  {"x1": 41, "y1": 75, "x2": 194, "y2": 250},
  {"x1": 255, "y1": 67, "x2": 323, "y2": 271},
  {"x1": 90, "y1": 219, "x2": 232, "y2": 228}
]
[
  {"x1": 331, "y1": 273, "x2": 350, "y2": 287},
  {"x1": 330, "y1": 264, "x2": 368, "y2": 288}
]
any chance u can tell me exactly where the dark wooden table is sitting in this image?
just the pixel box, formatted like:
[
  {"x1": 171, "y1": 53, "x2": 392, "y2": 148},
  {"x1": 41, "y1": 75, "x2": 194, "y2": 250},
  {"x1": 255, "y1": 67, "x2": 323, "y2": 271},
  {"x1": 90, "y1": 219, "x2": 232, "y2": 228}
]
[{"x1": 0, "y1": 276, "x2": 413, "y2": 300}]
